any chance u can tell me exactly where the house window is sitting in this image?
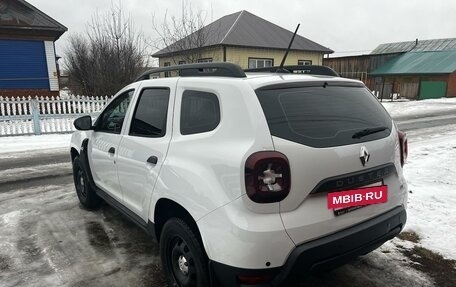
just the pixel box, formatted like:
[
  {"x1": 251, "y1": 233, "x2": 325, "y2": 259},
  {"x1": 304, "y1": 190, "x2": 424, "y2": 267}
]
[
  {"x1": 298, "y1": 60, "x2": 312, "y2": 66},
  {"x1": 248, "y1": 58, "x2": 274, "y2": 69},
  {"x1": 164, "y1": 62, "x2": 171, "y2": 77},
  {"x1": 198, "y1": 58, "x2": 213, "y2": 63},
  {"x1": 178, "y1": 60, "x2": 186, "y2": 65}
]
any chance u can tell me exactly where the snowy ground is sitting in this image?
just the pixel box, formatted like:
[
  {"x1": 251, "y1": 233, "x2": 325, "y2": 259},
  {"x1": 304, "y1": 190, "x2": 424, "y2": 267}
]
[
  {"x1": 382, "y1": 97, "x2": 456, "y2": 119},
  {"x1": 0, "y1": 98, "x2": 455, "y2": 285},
  {"x1": 0, "y1": 134, "x2": 71, "y2": 154},
  {"x1": 402, "y1": 131, "x2": 456, "y2": 260}
]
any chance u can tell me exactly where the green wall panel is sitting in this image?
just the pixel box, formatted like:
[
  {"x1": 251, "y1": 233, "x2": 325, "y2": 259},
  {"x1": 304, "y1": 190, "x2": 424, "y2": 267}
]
[{"x1": 419, "y1": 81, "x2": 447, "y2": 99}]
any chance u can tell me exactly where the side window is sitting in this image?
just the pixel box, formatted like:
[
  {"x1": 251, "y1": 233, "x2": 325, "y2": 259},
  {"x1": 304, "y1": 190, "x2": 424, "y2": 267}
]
[
  {"x1": 197, "y1": 58, "x2": 213, "y2": 63},
  {"x1": 298, "y1": 60, "x2": 312, "y2": 66},
  {"x1": 180, "y1": 90, "x2": 220, "y2": 135},
  {"x1": 164, "y1": 62, "x2": 171, "y2": 77},
  {"x1": 96, "y1": 90, "x2": 134, "y2": 134},
  {"x1": 248, "y1": 58, "x2": 274, "y2": 69},
  {"x1": 129, "y1": 88, "x2": 170, "y2": 137}
]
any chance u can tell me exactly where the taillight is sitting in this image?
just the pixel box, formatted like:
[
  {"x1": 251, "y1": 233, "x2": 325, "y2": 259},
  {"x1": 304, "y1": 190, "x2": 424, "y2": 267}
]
[
  {"x1": 244, "y1": 151, "x2": 291, "y2": 203},
  {"x1": 398, "y1": 131, "x2": 408, "y2": 166}
]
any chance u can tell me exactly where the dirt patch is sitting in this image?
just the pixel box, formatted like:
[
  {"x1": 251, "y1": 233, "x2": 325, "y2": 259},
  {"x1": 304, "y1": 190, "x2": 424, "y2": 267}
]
[
  {"x1": 397, "y1": 231, "x2": 420, "y2": 243},
  {"x1": 401, "y1": 246, "x2": 456, "y2": 287},
  {"x1": 86, "y1": 221, "x2": 113, "y2": 252},
  {"x1": 16, "y1": 236, "x2": 43, "y2": 262},
  {"x1": 0, "y1": 255, "x2": 11, "y2": 271},
  {"x1": 139, "y1": 263, "x2": 167, "y2": 287}
]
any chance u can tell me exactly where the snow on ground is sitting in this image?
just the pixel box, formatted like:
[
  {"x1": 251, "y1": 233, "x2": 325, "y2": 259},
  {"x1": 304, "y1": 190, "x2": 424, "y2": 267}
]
[
  {"x1": 0, "y1": 134, "x2": 71, "y2": 155},
  {"x1": 0, "y1": 162, "x2": 71, "y2": 184},
  {"x1": 382, "y1": 97, "x2": 456, "y2": 118},
  {"x1": 383, "y1": 98, "x2": 456, "y2": 260},
  {"x1": 402, "y1": 131, "x2": 456, "y2": 260}
]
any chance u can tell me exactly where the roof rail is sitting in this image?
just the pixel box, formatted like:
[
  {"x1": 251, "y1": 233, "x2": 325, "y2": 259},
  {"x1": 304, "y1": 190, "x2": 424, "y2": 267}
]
[
  {"x1": 135, "y1": 62, "x2": 246, "y2": 81},
  {"x1": 244, "y1": 65, "x2": 339, "y2": 77}
]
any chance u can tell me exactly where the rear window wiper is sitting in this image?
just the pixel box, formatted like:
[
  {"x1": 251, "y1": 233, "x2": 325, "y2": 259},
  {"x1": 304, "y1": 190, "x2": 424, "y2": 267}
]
[{"x1": 352, "y1": 126, "x2": 389, "y2": 139}]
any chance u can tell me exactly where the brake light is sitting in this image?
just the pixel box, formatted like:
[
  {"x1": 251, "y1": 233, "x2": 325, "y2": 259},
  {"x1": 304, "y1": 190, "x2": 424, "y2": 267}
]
[
  {"x1": 245, "y1": 151, "x2": 291, "y2": 203},
  {"x1": 398, "y1": 131, "x2": 408, "y2": 166}
]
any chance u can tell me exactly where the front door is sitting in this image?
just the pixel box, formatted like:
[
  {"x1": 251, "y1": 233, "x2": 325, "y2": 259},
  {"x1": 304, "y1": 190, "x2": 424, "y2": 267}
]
[
  {"x1": 116, "y1": 86, "x2": 173, "y2": 221},
  {"x1": 89, "y1": 90, "x2": 134, "y2": 202}
]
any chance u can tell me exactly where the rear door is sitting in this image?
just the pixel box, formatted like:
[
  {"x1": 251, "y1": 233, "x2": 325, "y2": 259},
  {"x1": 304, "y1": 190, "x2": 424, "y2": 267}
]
[
  {"x1": 255, "y1": 82, "x2": 404, "y2": 245},
  {"x1": 116, "y1": 80, "x2": 175, "y2": 221},
  {"x1": 89, "y1": 89, "x2": 134, "y2": 202}
]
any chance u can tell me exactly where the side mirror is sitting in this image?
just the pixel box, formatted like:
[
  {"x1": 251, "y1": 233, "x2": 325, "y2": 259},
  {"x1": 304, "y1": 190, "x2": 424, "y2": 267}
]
[{"x1": 74, "y1": 115, "x2": 93, "y2": 131}]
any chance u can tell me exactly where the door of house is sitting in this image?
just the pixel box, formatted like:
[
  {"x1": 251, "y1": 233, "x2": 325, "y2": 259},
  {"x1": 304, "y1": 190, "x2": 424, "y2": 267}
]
[
  {"x1": 400, "y1": 82, "x2": 419, "y2": 99},
  {"x1": 419, "y1": 81, "x2": 447, "y2": 99}
]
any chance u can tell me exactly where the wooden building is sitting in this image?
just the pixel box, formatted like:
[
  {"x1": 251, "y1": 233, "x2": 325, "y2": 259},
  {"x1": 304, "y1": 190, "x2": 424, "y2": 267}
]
[
  {"x1": 324, "y1": 38, "x2": 456, "y2": 99},
  {"x1": 0, "y1": 0, "x2": 67, "y2": 98},
  {"x1": 323, "y1": 53, "x2": 402, "y2": 93}
]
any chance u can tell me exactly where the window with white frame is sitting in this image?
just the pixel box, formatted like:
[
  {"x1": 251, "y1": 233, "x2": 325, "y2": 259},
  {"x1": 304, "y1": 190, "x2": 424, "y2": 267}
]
[
  {"x1": 164, "y1": 62, "x2": 171, "y2": 77},
  {"x1": 197, "y1": 58, "x2": 213, "y2": 63},
  {"x1": 248, "y1": 58, "x2": 273, "y2": 69},
  {"x1": 298, "y1": 60, "x2": 312, "y2": 66},
  {"x1": 178, "y1": 60, "x2": 186, "y2": 65}
]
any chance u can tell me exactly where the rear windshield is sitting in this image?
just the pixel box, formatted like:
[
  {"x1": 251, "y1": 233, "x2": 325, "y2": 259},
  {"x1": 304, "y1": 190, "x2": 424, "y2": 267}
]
[{"x1": 255, "y1": 85, "x2": 392, "y2": 148}]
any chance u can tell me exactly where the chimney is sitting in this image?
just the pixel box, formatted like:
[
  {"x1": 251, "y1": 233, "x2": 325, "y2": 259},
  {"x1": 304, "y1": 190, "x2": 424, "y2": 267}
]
[{"x1": 415, "y1": 38, "x2": 419, "y2": 46}]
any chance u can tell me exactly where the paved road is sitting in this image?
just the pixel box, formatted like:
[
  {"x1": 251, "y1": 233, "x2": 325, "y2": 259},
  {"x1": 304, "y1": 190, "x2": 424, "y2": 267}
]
[
  {"x1": 1, "y1": 111, "x2": 452, "y2": 286},
  {"x1": 395, "y1": 112, "x2": 456, "y2": 132}
]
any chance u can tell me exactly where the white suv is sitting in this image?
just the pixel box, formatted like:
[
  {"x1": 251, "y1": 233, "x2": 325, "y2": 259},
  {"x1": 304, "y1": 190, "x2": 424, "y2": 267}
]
[{"x1": 70, "y1": 63, "x2": 408, "y2": 287}]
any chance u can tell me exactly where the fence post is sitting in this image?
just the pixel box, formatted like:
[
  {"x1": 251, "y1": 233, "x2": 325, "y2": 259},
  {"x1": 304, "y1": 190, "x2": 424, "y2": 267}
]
[{"x1": 31, "y1": 99, "x2": 41, "y2": 135}]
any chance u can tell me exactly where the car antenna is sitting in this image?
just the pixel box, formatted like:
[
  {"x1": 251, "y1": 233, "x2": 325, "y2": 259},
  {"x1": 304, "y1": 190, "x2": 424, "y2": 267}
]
[{"x1": 277, "y1": 23, "x2": 300, "y2": 73}]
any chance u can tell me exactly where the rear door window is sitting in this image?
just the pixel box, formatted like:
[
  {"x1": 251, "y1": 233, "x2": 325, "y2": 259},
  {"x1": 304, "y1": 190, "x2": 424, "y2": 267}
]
[
  {"x1": 180, "y1": 90, "x2": 220, "y2": 135},
  {"x1": 255, "y1": 85, "x2": 392, "y2": 148},
  {"x1": 129, "y1": 88, "x2": 170, "y2": 137}
]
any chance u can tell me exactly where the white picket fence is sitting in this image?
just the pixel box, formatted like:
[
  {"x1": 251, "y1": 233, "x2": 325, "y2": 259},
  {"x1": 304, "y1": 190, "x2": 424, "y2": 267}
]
[{"x1": 0, "y1": 95, "x2": 110, "y2": 136}]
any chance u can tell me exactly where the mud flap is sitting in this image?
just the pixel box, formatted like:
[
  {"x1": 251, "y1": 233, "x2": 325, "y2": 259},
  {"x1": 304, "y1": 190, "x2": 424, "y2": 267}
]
[{"x1": 79, "y1": 138, "x2": 98, "y2": 190}]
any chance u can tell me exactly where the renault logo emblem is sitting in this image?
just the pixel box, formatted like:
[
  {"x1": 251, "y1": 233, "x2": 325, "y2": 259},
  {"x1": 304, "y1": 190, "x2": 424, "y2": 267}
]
[{"x1": 360, "y1": 146, "x2": 370, "y2": 166}]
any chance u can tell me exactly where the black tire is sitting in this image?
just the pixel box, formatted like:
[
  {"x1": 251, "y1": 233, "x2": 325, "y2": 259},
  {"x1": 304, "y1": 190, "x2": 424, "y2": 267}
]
[
  {"x1": 72, "y1": 156, "x2": 102, "y2": 209},
  {"x1": 160, "y1": 218, "x2": 209, "y2": 287}
]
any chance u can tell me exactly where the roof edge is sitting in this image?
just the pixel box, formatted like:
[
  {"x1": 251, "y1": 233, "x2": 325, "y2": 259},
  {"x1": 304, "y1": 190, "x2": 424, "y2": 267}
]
[
  {"x1": 153, "y1": 44, "x2": 333, "y2": 58},
  {"x1": 17, "y1": 0, "x2": 68, "y2": 32},
  {"x1": 219, "y1": 10, "x2": 244, "y2": 44}
]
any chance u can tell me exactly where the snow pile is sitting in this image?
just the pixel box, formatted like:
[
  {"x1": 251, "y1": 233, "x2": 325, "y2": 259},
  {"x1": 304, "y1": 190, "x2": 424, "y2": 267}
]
[{"x1": 0, "y1": 134, "x2": 71, "y2": 154}]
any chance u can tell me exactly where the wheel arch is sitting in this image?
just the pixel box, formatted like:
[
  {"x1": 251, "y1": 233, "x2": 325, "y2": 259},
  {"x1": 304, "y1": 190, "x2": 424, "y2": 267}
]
[
  {"x1": 70, "y1": 147, "x2": 79, "y2": 162},
  {"x1": 154, "y1": 198, "x2": 204, "y2": 246}
]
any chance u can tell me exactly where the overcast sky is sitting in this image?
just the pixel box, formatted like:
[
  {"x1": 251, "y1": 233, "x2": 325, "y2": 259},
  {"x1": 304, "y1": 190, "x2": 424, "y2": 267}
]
[{"x1": 28, "y1": 0, "x2": 456, "y2": 59}]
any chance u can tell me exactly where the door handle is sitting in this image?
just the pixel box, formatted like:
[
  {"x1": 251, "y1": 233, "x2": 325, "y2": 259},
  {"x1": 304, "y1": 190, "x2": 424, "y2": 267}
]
[
  {"x1": 108, "y1": 147, "x2": 115, "y2": 154},
  {"x1": 147, "y1": 156, "x2": 158, "y2": 165}
]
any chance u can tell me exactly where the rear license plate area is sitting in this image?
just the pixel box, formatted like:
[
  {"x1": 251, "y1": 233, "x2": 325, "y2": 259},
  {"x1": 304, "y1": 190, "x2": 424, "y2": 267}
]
[{"x1": 328, "y1": 182, "x2": 387, "y2": 216}]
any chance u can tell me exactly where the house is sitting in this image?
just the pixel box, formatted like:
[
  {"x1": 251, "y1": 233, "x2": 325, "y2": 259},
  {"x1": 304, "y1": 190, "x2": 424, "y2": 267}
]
[
  {"x1": 0, "y1": 0, "x2": 67, "y2": 98},
  {"x1": 152, "y1": 10, "x2": 333, "y2": 69},
  {"x1": 322, "y1": 53, "x2": 403, "y2": 88},
  {"x1": 370, "y1": 39, "x2": 456, "y2": 99},
  {"x1": 323, "y1": 38, "x2": 456, "y2": 99}
]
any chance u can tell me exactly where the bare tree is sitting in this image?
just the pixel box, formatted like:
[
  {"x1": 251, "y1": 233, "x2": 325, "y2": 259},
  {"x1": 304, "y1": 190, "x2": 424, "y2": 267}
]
[
  {"x1": 65, "y1": 4, "x2": 148, "y2": 96},
  {"x1": 151, "y1": 1, "x2": 217, "y2": 65}
]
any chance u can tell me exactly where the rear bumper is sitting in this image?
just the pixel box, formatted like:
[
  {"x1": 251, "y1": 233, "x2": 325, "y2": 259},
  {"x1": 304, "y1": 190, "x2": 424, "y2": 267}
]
[{"x1": 209, "y1": 206, "x2": 406, "y2": 287}]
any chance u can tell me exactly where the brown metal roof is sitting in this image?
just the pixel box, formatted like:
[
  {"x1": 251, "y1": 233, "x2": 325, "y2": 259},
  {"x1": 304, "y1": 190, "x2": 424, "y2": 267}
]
[
  {"x1": 153, "y1": 10, "x2": 333, "y2": 57},
  {"x1": 0, "y1": 0, "x2": 67, "y2": 39}
]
